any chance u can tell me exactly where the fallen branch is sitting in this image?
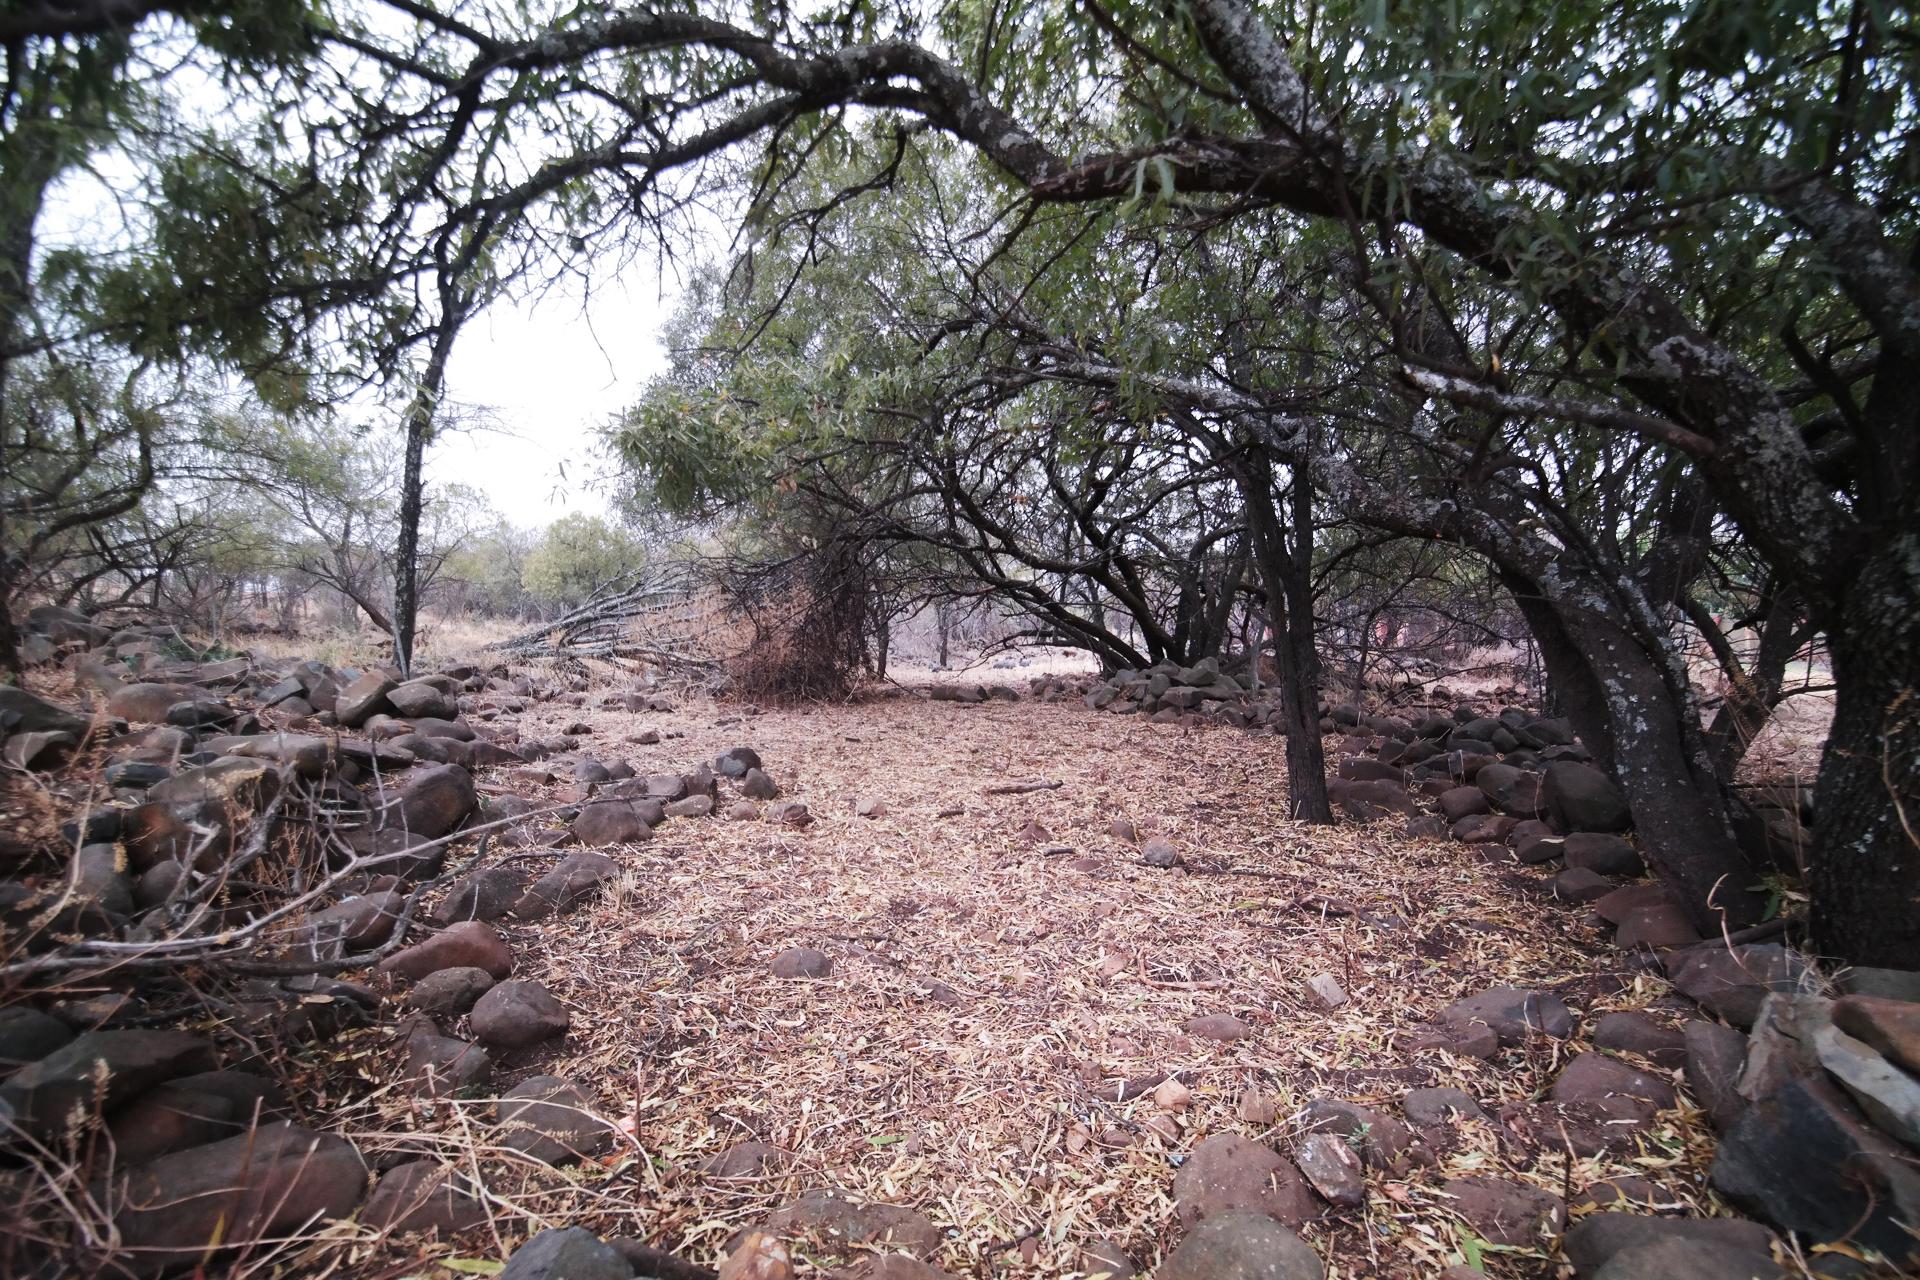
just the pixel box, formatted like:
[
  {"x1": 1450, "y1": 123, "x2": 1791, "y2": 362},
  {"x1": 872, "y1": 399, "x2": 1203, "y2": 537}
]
[{"x1": 983, "y1": 779, "x2": 1063, "y2": 795}]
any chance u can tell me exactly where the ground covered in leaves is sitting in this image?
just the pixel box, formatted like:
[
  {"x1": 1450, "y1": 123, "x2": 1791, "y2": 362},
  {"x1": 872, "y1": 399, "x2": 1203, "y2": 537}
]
[{"x1": 305, "y1": 686, "x2": 1753, "y2": 1280}]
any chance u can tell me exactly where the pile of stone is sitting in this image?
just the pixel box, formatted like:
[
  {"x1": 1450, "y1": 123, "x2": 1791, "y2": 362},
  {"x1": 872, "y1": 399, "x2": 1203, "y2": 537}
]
[{"x1": 1081, "y1": 656, "x2": 1259, "y2": 724}]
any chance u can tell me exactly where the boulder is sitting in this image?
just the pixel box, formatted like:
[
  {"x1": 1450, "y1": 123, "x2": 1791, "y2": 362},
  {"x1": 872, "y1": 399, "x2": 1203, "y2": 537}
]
[
  {"x1": 1549, "y1": 868, "x2": 1613, "y2": 903},
  {"x1": 716, "y1": 747, "x2": 762, "y2": 778},
  {"x1": 1156, "y1": 1210, "x2": 1324, "y2": 1280},
  {"x1": 104, "y1": 683, "x2": 193, "y2": 724},
  {"x1": 1543, "y1": 761, "x2": 1631, "y2": 832},
  {"x1": 1298, "y1": 1099, "x2": 1427, "y2": 1175},
  {"x1": 404, "y1": 1021, "x2": 493, "y2": 1096},
  {"x1": 1436, "y1": 786, "x2": 1491, "y2": 822},
  {"x1": 304, "y1": 888, "x2": 407, "y2": 954},
  {"x1": 405, "y1": 966, "x2": 497, "y2": 1017},
  {"x1": 470, "y1": 979, "x2": 570, "y2": 1049},
  {"x1": 571, "y1": 800, "x2": 653, "y2": 846},
  {"x1": 387, "y1": 679, "x2": 461, "y2": 721},
  {"x1": 1173, "y1": 1133, "x2": 1321, "y2": 1229},
  {"x1": 1441, "y1": 1176, "x2": 1565, "y2": 1248},
  {"x1": 393, "y1": 763, "x2": 477, "y2": 840},
  {"x1": 377, "y1": 921, "x2": 513, "y2": 982},
  {"x1": 741, "y1": 768, "x2": 780, "y2": 801},
  {"x1": 1666, "y1": 944, "x2": 1811, "y2": 1028},
  {"x1": 104, "y1": 1083, "x2": 242, "y2": 1162},
  {"x1": 1592, "y1": 1011, "x2": 1686, "y2": 1069},
  {"x1": 1615, "y1": 901, "x2": 1703, "y2": 950},
  {"x1": 496, "y1": 1076, "x2": 614, "y2": 1165},
  {"x1": 771, "y1": 947, "x2": 832, "y2": 979},
  {"x1": 434, "y1": 865, "x2": 529, "y2": 924},
  {"x1": 0, "y1": 1029, "x2": 215, "y2": 1140},
  {"x1": 1563, "y1": 1214, "x2": 1778, "y2": 1279},
  {"x1": 501, "y1": 1227, "x2": 632, "y2": 1280},
  {"x1": 361, "y1": 1159, "x2": 491, "y2": 1235},
  {"x1": 1438, "y1": 987, "x2": 1573, "y2": 1046},
  {"x1": 335, "y1": 671, "x2": 397, "y2": 726},
  {"x1": 1833, "y1": 993, "x2": 1920, "y2": 1076},
  {"x1": 1550, "y1": 1053, "x2": 1676, "y2": 1127},
  {"x1": 513, "y1": 851, "x2": 618, "y2": 919},
  {"x1": 1476, "y1": 763, "x2": 1544, "y2": 817},
  {"x1": 1683, "y1": 1020, "x2": 1750, "y2": 1131},
  {"x1": 112, "y1": 1123, "x2": 367, "y2": 1276},
  {"x1": 1590, "y1": 1238, "x2": 1784, "y2": 1280},
  {"x1": 1403, "y1": 1087, "x2": 1486, "y2": 1126},
  {"x1": 1562, "y1": 833, "x2": 1644, "y2": 878}
]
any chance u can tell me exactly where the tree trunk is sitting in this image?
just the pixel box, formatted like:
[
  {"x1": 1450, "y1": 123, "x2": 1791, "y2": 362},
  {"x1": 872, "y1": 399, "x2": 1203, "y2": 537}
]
[
  {"x1": 1810, "y1": 531, "x2": 1920, "y2": 968},
  {"x1": 391, "y1": 314, "x2": 462, "y2": 676}
]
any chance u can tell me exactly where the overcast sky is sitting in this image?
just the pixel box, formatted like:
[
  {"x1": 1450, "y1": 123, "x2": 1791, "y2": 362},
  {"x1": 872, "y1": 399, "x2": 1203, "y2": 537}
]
[{"x1": 433, "y1": 272, "x2": 672, "y2": 528}]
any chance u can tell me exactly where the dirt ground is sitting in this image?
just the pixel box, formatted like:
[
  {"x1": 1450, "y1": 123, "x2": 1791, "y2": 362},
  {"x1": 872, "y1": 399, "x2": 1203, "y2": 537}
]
[{"x1": 321, "y1": 683, "x2": 1741, "y2": 1280}]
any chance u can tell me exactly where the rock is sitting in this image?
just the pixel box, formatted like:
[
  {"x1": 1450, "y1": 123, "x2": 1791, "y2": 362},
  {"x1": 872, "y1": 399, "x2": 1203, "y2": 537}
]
[
  {"x1": 1438, "y1": 987, "x2": 1572, "y2": 1046},
  {"x1": 1156, "y1": 1210, "x2": 1324, "y2": 1280},
  {"x1": 1591, "y1": 1237, "x2": 1785, "y2": 1280},
  {"x1": 497, "y1": 1076, "x2": 614, "y2": 1165},
  {"x1": 666, "y1": 795, "x2": 714, "y2": 818},
  {"x1": 513, "y1": 850, "x2": 618, "y2": 918},
  {"x1": 104, "y1": 1083, "x2": 242, "y2": 1162},
  {"x1": 765, "y1": 801, "x2": 812, "y2": 828},
  {"x1": 1141, "y1": 836, "x2": 1180, "y2": 867},
  {"x1": 404, "y1": 1021, "x2": 493, "y2": 1096},
  {"x1": 1293, "y1": 1132, "x2": 1365, "y2": 1208},
  {"x1": 1836, "y1": 966, "x2": 1920, "y2": 1003},
  {"x1": 1403, "y1": 1087, "x2": 1486, "y2": 1126},
  {"x1": 1339, "y1": 778, "x2": 1417, "y2": 821},
  {"x1": 728, "y1": 800, "x2": 762, "y2": 821},
  {"x1": 758, "y1": 1190, "x2": 941, "y2": 1259},
  {"x1": 377, "y1": 920, "x2": 513, "y2": 982},
  {"x1": 434, "y1": 865, "x2": 530, "y2": 924},
  {"x1": 718, "y1": 1231, "x2": 792, "y2": 1280},
  {"x1": 1595, "y1": 882, "x2": 1680, "y2": 924},
  {"x1": 112, "y1": 1123, "x2": 367, "y2": 1275},
  {"x1": 1563, "y1": 1213, "x2": 1778, "y2": 1279},
  {"x1": 1173, "y1": 1133, "x2": 1321, "y2": 1230},
  {"x1": 1550, "y1": 867, "x2": 1613, "y2": 902},
  {"x1": 105, "y1": 682, "x2": 194, "y2": 724},
  {"x1": 1305, "y1": 974, "x2": 1347, "y2": 1009},
  {"x1": 1437, "y1": 786, "x2": 1491, "y2": 822},
  {"x1": 572, "y1": 800, "x2": 654, "y2": 845},
  {"x1": 771, "y1": 947, "x2": 832, "y2": 979},
  {"x1": 1593, "y1": 1011, "x2": 1687, "y2": 1069},
  {"x1": 735, "y1": 769, "x2": 779, "y2": 803},
  {"x1": 1616, "y1": 901, "x2": 1704, "y2": 949},
  {"x1": 1543, "y1": 761, "x2": 1631, "y2": 832},
  {"x1": 1563, "y1": 833, "x2": 1644, "y2": 877},
  {"x1": 1830, "y1": 994, "x2": 1920, "y2": 1076},
  {"x1": 1684, "y1": 1020, "x2": 1750, "y2": 1130},
  {"x1": 0, "y1": 1007, "x2": 74, "y2": 1073},
  {"x1": 1713, "y1": 1072, "x2": 1920, "y2": 1260},
  {"x1": 4, "y1": 728, "x2": 76, "y2": 770},
  {"x1": 716, "y1": 747, "x2": 763, "y2": 778},
  {"x1": 103, "y1": 759, "x2": 171, "y2": 789},
  {"x1": 335, "y1": 671, "x2": 397, "y2": 726},
  {"x1": 1811, "y1": 1015, "x2": 1920, "y2": 1148},
  {"x1": 855, "y1": 796, "x2": 889, "y2": 818},
  {"x1": 1079, "y1": 1238, "x2": 1135, "y2": 1280},
  {"x1": 1476, "y1": 762, "x2": 1543, "y2": 816},
  {"x1": 0, "y1": 1029, "x2": 215, "y2": 1140},
  {"x1": 697, "y1": 1140, "x2": 781, "y2": 1180},
  {"x1": 394, "y1": 763, "x2": 477, "y2": 840},
  {"x1": 361, "y1": 1159, "x2": 490, "y2": 1235},
  {"x1": 1551, "y1": 1053, "x2": 1677, "y2": 1128},
  {"x1": 501, "y1": 1227, "x2": 632, "y2": 1280},
  {"x1": 1183, "y1": 1013, "x2": 1253, "y2": 1041},
  {"x1": 470, "y1": 979, "x2": 570, "y2": 1049},
  {"x1": 387, "y1": 678, "x2": 460, "y2": 720},
  {"x1": 406, "y1": 966, "x2": 497, "y2": 1016},
  {"x1": 1666, "y1": 944, "x2": 1811, "y2": 1028},
  {"x1": 1441, "y1": 1176, "x2": 1566, "y2": 1248}
]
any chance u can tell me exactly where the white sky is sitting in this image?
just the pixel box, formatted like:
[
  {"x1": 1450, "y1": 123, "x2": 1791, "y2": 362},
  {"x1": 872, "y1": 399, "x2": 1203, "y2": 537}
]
[{"x1": 433, "y1": 272, "x2": 674, "y2": 527}]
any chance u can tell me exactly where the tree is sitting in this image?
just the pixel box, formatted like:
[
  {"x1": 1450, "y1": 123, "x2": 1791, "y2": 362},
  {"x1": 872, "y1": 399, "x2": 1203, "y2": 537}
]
[{"x1": 520, "y1": 513, "x2": 646, "y2": 611}]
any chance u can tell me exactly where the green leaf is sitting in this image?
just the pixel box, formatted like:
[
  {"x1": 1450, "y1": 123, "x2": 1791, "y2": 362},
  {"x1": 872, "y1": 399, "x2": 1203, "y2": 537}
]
[
  {"x1": 866, "y1": 1133, "x2": 904, "y2": 1146},
  {"x1": 441, "y1": 1260, "x2": 505, "y2": 1275}
]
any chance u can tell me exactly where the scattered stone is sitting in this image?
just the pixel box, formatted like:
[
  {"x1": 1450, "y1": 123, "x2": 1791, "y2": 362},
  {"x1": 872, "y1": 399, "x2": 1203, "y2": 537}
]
[
  {"x1": 1551, "y1": 1053, "x2": 1677, "y2": 1127},
  {"x1": 387, "y1": 678, "x2": 460, "y2": 721},
  {"x1": 393, "y1": 763, "x2": 477, "y2": 840},
  {"x1": 1237, "y1": 1088, "x2": 1278, "y2": 1124},
  {"x1": 1403, "y1": 1087, "x2": 1486, "y2": 1126},
  {"x1": 1293, "y1": 1132, "x2": 1365, "y2": 1208},
  {"x1": 1306, "y1": 973, "x2": 1348, "y2": 1009},
  {"x1": 1549, "y1": 867, "x2": 1613, "y2": 902},
  {"x1": 112, "y1": 1123, "x2": 367, "y2": 1275},
  {"x1": 404, "y1": 1020, "x2": 493, "y2": 1096},
  {"x1": 727, "y1": 800, "x2": 762, "y2": 821},
  {"x1": 1684, "y1": 1020, "x2": 1750, "y2": 1131},
  {"x1": 1154, "y1": 1076, "x2": 1193, "y2": 1111},
  {"x1": 1593, "y1": 1010, "x2": 1686, "y2": 1069},
  {"x1": 1590, "y1": 1237, "x2": 1785, "y2": 1280},
  {"x1": 1615, "y1": 901, "x2": 1704, "y2": 950},
  {"x1": 1183, "y1": 1013, "x2": 1253, "y2": 1041},
  {"x1": 571, "y1": 800, "x2": 653, "y2": 845},
  {"x1": 716, "y1": 747, "x2": 763, "y2": 778},
  {"x1": 1667, "y1": 945, "x2": 1811, "y2": 1028},
  {"x1": 1563, "y1": 1214, "x2": 1778, "y2": 1279},
  {"x1": 1562, "y1": 833, "x2": 1644, "y2": 877},
  {"x1": 758, "y1": 1190, "x2": 942, "y2": 1259},
  {"x1": 513, "y1": 850, "x2": 618, "y2": 919},
  {"x1": 765, "y1": 801, "x2": 812, "y2": 828},
  {"x1": 741, "y1": 768, "x2": 780, "y2": 800},
  {"x1": 0, "y1": 1029, "x2": 215, "y2": 1139},
  {"x1": 1156, "y1": 1210, "x2": 1324, "y2": 1280},
  {"x1": 335, "y1": 671, "x2": 397, "y2": 726},
  {"x1": 1141, "y1": 836, "x2": 1180, "y2": 867},
  {"x1": 1438, "y1": 987, "x2": 1573, "y2": 1046},
  {"x1": 434, "y1": 865, "x2": 530, "y2": 924},
  {"x1": 1173, "y1": 1133, "x2": 1321, "y2": 1229},
  {"x1": 361, "y1": 1159, "x2": 491, "y2": 1235},
  {"x1": 378, "y1": 920, "x2": 514, "y2": 982},
  {"x1": 470, "y1": 979, "x2": 570, "y2": 1049},
  {"x1": 501, "y1": 1227, "x2": 632, "y2": 1280},
  {"x1": 855, "y1": 796, "x2": 889, "y2": 818},
  {"x1": 406, "y1": 966, "x2": 497, "y2": 1017},
  {"x1": 1079, "y1": 1237, "x2": 1136, "y2": 1280},
  {"x1": 1441, "y1": 1176, "x2": 1566, "y2": 1248},
  {"x1": 1543, "y1": 761, "x2": 1632, "y2": 832},
  {"x1": 496, "y1": 1076, "x2": 615, "y2": 1165},
  {"x1": 771, "y1": 947, "x2": 832, "y2": 979},
  {"x1": 697, "y1": 1140, "x2": 781, "y2": 1180},
  {"x1": 667, "y1": 795, "x2": 715, "y2": 818}
]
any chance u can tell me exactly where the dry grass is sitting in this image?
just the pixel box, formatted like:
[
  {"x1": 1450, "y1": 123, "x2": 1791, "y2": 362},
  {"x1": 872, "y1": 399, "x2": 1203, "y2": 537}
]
[{"x1": 304, "y1": 687, "x2": 1796, "y2": 1279}]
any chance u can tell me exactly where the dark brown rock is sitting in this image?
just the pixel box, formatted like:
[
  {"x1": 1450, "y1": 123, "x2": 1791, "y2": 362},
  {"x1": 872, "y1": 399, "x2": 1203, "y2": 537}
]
[
  {"x1": 758, "y1": 1190, "x2": 941, "y2": 1259},
  {"x1": 1667, "y1": 945, "x2": 1811, "y2": 1028},
  {"x1": 1173, "y1": 1133, "x2": 1321, "y2": 1230},
  {"x1": 1832, "y1": 993, "x2": 1920, "y2": 1076},
  {"x1": 406, "y1": 966, "x2": 497, "y2": 1017},
  {"x1": 362, "y1": 1159, "x2": 490, "y2": 1235},
  {"x1": 0, "y1": 1029, "x2": 216, "y2": 1140},
  {"x1": 1563, "y1": 833, "x2": 1644, "y2": 877},
  {"x1": 1183, "y1": 1013, "x2": 1253, "y2": 1041},
  {"x1": 1441, "y1": 1176, "x2": 1565, "y2": 1248},
  {"x1": 1438, "y1": 987, "x2": 1573, "y2": 1046},
  {"x1": 1592, "y1": 1010, "x2": 1687, "y2": 1069},
  {"x1": 404, "y1": 1020, "x2": 493, "y2": 1096},
  {"x1": 771, "y1": 947, "x2": 832, "y2": 979},
  {"x1": 378, "y1": 921, "x2": 512, "y2": 982},
  {"x1": 1156, "y1": 1210, "x2": 1324, "y2": 1280},
  {"x1": 570, "y1": 800, "x2": 653, "y2": 846},
  {"x1": 1543, "y1": 761, "x2": 1631, "y2": 832},
  {"x1": 496, "y1": 1076, "x2": 614, "y2": 1165},
  {"x1": 501, "y1": 1227, "x2": 631, "y2": 1280},
  {"x1": 1684, "y1": 1020, "x2": 1750, "y2": 1130},
  {"x1": 470, "y1": 979, "x2": 570, "y2": 1049},
  {"x1": 1563, "y1": 1213, "x2": 1778, "y2": 1279},
  {"x1": 112, "y1": 1123, "x2": 367, "y2": 1276},
  {"x1": 513, "y1": 851, "x2": 618, "y2": 918},
  {"x1": 1550, "y1": 1053, "x2": 1677, "y2": 1127}
]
